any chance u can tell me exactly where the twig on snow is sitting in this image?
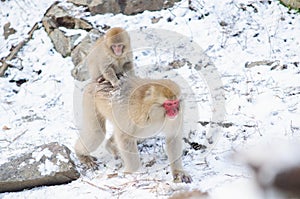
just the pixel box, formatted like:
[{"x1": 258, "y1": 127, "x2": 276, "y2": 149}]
[
  {"x1": 0, "y1": 22, "x2": 40, "y2": 76},
  {"x1": 9, "y1": 129, "x2": 28, "y2": 145},
  {"x1": 82, "y1": 180, "x2": 111, "y2": 192}
]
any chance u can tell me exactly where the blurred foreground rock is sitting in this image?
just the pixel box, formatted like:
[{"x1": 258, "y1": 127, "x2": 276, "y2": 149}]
[
  {"x1": 0, "y1": 142, "x2": 79, "y2": 193},
  {"x1": 169, "y1": 190, "x2": 210, "y2": 199},
  {"x1": 238, "y1": 141, "x2": 300, "y2": 199}
]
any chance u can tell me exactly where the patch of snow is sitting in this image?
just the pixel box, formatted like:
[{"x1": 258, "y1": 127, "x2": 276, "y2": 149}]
[
  {"x1": 59, "y1": 27, "x2": 88, "y2": 46},
  {"x1": 38, "y1": 159, "x2": 59, "y2": 176},
  {"x1": 32, "y1": 148, "x2": 53, "y2": 162},
  {"x1": 56, "y1": 153, "x2": 69, "y2": 163}
]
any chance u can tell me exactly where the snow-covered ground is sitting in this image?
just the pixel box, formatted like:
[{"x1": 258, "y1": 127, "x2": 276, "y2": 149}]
[{"x1": 1, "y1": 0, "x2": 300, "y2": 198}]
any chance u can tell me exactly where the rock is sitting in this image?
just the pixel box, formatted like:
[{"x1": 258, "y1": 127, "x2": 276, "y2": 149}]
[
  {"x1": 71, "y1": 29, "x2": 102, "y2": 81},
  {"x1": 89, "y1": 0, "x2": 121, "y2": 15},
  {"x1": 71, "y1": 29, "x2": 102, "y2": 66},
  {"x1": 67, "y1": 0, "x2": 90, "y2": 6},
  {"x1": 55, "y1": 16, "x2": 92, "y2": 30},
  {"x1": 41, "y1": 2, "x2": 102, "y2": 78},
  {"x1": 67, "y1": 0, "x2": 180, "y2": 15},
  {"x1": 280, "y1": 0, "x2": 300, "y2": 9},
  {"x1": 49, "y1": 29, "x2": 72, "y2": 57},
  {"x1": 273, "y1": 166, "x2": 300, "y2": 198},
  {"x1": 151, "y1": 16, "x2": 163, "y2": 24},
  {"x1": 124, "y1": 0, "x2": 177, "y2": 15},
  {"x1": 42, "y1": 4, "x2": 92, "y2": 34},
  {"x1": 68, "y1": 0, "x2": 121, "y2": 14},
  {"x1": 0, "y1": 142, "x2": 79, "y2": 193},
  {"x1": 45, "y1": 3, "x2": 69, "y2": 18},
  {"x1": 237, "y1": 141, "x2": 300, "y2": 198},
  {"x1": 169, "y1": 190, "x2": 210, "y2": 199},
  {"x1": 41, "y1": 1, "x2": 183, "y2": 80},
  {"x1": 3, "y1": 22, "x2": 17, "y2": 40},
  {"x1": 42, "y1": 16, "x2": 58, "y2": 34},
  {"x1": 42, "y1": 3, "x2": 94, "y2": 57},
  {"x1": 74, "y1": 18, "x2": 93, "y2": 30}
]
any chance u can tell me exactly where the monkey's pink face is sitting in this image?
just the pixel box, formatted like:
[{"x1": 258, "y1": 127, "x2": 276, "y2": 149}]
[
  {"x1": 163, "y1": 99, "x2": 180, "y2": 119},
  {"x1": 111, "y1": 44, "x2": 124, "y2": 56}
]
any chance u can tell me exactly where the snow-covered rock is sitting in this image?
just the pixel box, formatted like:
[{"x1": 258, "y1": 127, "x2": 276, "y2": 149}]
[{"x1": 0, "y1": 142, "x2": 79, "y2": 193}]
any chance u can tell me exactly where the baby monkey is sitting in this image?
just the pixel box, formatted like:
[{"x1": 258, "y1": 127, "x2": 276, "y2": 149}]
[{"x1": 86, "y1": 27, "x2": 134, "y2": 86}]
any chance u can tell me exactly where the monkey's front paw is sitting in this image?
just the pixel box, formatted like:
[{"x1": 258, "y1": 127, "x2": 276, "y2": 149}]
[
  {"x1": 173, "y1": 170, "x2": 192, "y2": 183},
  {"x1": 78, "y1": 155, "x2": 99, "y2": 169}
]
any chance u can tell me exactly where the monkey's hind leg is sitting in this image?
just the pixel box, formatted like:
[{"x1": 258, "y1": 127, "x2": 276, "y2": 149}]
[
  {"x1": 166, "y1": 135, "x2": 192, "y2": 183},
  {"x1": 114, "y1": 130, "x2": 141, "y2": 173},
  {"x1": 75, "y1": 84, "x2": 106, "y2": 169},
  {"x1": 75, "y1": 116, "x2": 105, "y2": 169}
]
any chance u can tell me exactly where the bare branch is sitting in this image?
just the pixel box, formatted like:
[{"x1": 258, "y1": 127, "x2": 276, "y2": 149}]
[{"x1": 0, "y1": 22, "x2": 40, "y2": 76}]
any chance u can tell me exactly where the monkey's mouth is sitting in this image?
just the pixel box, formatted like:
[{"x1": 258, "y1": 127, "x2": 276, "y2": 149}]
[
  {"x1": 115, "y1": 51, "x2": 122, "y2": 56},
  {"x1": 166, "y1": 108, "x2": 179, "y2": 119}
]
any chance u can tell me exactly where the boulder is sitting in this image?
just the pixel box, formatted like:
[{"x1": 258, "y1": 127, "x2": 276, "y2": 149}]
[
  {"x1": 45, "y1": 2, "x2": 69, "y2": 18},
  {"x1": 238, "y1": 141, "x2": 300, "y2": 198},
  {"x1": 124, "y1": 0, "x2": 177, "y2": 15},
  {"x1": 67, "y1": 0, "x2": 181, "y2": 15},
  {"x1": 67, "y1": 0, "x2": 90, "y2": 6},
  {"x1": 0, "y1": 142, "x2": 79, "y2": 193},
  {"x1": 89, "y1": 0, "x2": 121, "y2": 15},
  {"x1": 3, "y1": 22, "x2": 17, "y2": 40},
  {"x1": 41, "y1": 1, "x2": 182, "y2": 80},
  {"x1": 43, "y1": 4, "x2": 92, "y2": 33},
  {"x1": 70, "y1": 29, "x2": 102, "y2": 81},
  {"x1": 49, "y1": 29, "x2": 72, "y2": 57},
  {"x1": 71, "y1": 29, "x2": 102, "y2": 66},
  {"x1": 280, "y1": 0, "x2": 300, "y2": 9},
  {"x1": 42, "y1": 3, "x2": 94, "y2": 57}
]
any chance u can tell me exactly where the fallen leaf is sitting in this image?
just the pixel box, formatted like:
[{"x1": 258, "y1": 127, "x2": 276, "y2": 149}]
[{"x1": 2, "y1": 125, "x2": 11, "y2": 131}]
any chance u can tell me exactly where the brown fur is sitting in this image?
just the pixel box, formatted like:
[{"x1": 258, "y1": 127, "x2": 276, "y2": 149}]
[{"x1": 104, "y1": 27, "x2": 130, "y2": 48}]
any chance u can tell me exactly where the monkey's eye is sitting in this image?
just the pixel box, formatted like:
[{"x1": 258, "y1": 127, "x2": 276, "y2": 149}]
[{"x1": 112, "y1": 44, "x2": 124, "y2": 48}]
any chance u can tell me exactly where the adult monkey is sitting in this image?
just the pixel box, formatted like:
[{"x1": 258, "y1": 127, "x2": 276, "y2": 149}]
[{"x1": 75, "y1": 77, "x2": 192, "y2": 183}]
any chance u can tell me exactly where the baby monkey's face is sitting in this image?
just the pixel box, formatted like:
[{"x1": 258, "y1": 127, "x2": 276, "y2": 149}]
[{"x1": 111, "y1": 43, "x2": 124, "y2": 56}]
